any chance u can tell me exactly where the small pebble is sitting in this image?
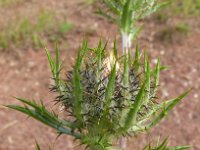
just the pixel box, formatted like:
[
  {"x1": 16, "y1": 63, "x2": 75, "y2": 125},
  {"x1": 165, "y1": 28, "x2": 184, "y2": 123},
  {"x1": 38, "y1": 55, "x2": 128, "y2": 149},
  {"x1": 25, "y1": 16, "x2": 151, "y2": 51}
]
[
  {"x1": 93, "y1": 22, "x2": 98, "y2": 28},
  {"x1": 160, "y1": 50, "x2": 165, "y2": 55},
  {"x1": 8, "y1": 136, "x2": 13, "y2": 144},
  {"x1": 152, "y1": 58, "x2": 158, "y2": 64},
  {"x1": 183, "y1": 82, "x2": 189, "y2": 87},
  {"x1": 34, "y1": 93, "x2": 39, "y2": 97},
  {"x1": 162, "y1": 89, "x2": 169, "y2": 97},
  {"x1": 194, "y1": 94, "x2": 198, "y2": 99},
  {"x1": 22, "y1": 87, "x2": 27, "y2": 92},
  {"x1": 188, "y1": 112, "x2": 193, "y2": 119},
  {"x1": 170, "y1": 74, "x2": 175, "y2": 78},
  {"x1": 59, "y1": 104, "x2": 65, "y2": 112},
  {"x1": 191, "y1": 68, "x2": 197, "y2": 73},
  {"x1": 35, "y1": 82, "x2": 40, "y2": 86},
  {"x1": 2, "y1": 86, "x2": 9, "y2": 92},
  {"x1": 24, "y1": 73, "x2": 28, "y2": 78},
  {"x1": 14, "y1": 69, "x2": 20, "y2": 74},
  {"x1": 10, "y1": 61, "x2": 16, "y2": 67},
  {"x1": 28, "y1": 61, "x2": 35, "y2": 68}
]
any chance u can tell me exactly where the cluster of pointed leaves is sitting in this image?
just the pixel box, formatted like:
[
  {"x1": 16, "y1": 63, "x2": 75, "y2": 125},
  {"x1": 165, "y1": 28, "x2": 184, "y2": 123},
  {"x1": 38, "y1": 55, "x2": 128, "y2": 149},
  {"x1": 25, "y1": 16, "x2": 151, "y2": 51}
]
[
  {"x1": 34, "y1": 137, "x2": 191, "y2": 150},
  {"x1": 97, "y1": 0, "x2": 168, "y2": 38},
  {"x1": 7, "y1": 40, "x2": 189, "y2": 150},
  {"x1": 143, "y1": 138, "x2": 191, "y2": 150}
]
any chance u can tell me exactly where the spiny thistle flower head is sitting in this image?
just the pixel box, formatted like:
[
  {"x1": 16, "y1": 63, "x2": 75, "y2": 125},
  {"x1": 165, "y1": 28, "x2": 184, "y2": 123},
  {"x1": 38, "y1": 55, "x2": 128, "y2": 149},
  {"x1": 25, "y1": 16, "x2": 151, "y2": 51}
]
[
  {"x1": 48, "y1": 39, "x2": 188, "y2": 149},
  {"x1": 7, "y1": 39, "x2": 189, "y2": 150}
]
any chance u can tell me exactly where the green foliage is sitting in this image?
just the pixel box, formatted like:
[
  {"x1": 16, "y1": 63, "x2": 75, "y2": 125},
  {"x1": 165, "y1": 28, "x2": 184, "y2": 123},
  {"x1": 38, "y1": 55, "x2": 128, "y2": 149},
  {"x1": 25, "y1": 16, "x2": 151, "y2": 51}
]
[
  {"x1": 143, "y1": 138, "x2": 191, "y2": 150},
  {"x1": 84, "y1": 0, "x2": 96, "y2": 5},
  {"x1": 175, "y1": 23, "x2": 190, "y2": 35},
  {"x1": 7, "y1": 97, "x2": 80, "y2": 138},
  {"x1": 155, "y1": 0, "x2": 200, "y2": 19},
  {"x1": 0, "y1": 10, "x2": 73, "y2": 51},
  {"x1": 7, "y1": 40, "x2": 189, "y2": 150},
  {"x1": 35, "y1": 141, "x2": 41, "y2": 150},
  {"x1": 0, "y1": 0, "x2": 23, "y2": 7},
  {"x1": 156, "y1": 23, "x2": 190, "y2": 42},
  {"x1": 35, "y1": 141, "x2": 54, "y2": 150},
  {"x1": 166, "y1": 0, "x2": 200, "y2": 17},
  {"x1": 154, "y1": 12, "x2": 168, "y2": 23},
  {"x1": 59, "y1": 22, "x2": 74, "y2": 33},
  {"x1": 97, "y1": 0, "x2": 167, "y2": 36}
]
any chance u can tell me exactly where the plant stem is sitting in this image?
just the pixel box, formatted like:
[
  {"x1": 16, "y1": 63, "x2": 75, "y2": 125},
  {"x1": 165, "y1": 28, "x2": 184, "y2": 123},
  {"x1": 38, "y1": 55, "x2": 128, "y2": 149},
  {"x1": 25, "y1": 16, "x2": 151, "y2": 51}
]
[
  {"x1": 122, "y1": 32, "x2": 131, "y2": 54},
  {"x1": 120, "y1": 32, "x2": 132, "y2": 150}
]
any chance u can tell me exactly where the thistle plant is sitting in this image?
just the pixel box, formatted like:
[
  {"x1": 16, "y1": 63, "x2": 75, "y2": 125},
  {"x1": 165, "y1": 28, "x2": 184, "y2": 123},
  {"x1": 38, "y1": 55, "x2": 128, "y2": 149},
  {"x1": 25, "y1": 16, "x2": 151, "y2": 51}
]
[
  {"x1": 7, "y1": 40, "x2": 189, "y2": 150},
  {"x1": 7, "y1": 0, "x2": 191, "y2": 150},
  {"x1": 97, "y1": 0, "x2": 168, "y2": 52}
]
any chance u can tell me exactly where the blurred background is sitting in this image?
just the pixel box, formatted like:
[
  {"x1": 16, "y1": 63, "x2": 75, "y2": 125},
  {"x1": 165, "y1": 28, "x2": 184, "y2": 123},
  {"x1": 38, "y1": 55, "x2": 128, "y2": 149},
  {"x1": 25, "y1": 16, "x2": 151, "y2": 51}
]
[{"x1": 0, "y1": 0, "x2": 200, "y2": 149}]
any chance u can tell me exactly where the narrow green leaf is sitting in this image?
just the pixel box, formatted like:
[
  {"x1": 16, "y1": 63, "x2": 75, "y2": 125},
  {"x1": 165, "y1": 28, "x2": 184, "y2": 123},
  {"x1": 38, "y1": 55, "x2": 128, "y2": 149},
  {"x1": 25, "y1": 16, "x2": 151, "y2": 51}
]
[
  {"x1": 156, "y1": 138, "x2": 168, "y2": 149},
  {"x1": 55, "y1": 44, "x2": 60, "y2": 75},
  {"x1": 73, "y1": 68, "x2": 83, "y2": 121},
  {"x1": 13, "y1": 98, "x2": 73, "y2": 128},
  {"x1": 131, "y1": 91, "x2": 190, "y2": 133},
  {"x1": 96, "y1": 9, "x2": 117, "y2": 23},
  {"x1": 123, "y1": 54, "x2": 129, "y2": 87},
  {"x1": 143, "y1": 138, "x2": 191, "y2": 150},
  {"x1": 151, "y1": 65, "x2": 170, "y2": 76},
  {"x1": 144, "y1": 50, "x2": 147, "y2": 73},
  {"x1": 76, "y1": 39, "x2": 88, "y2": 68},
  {"x1": 131, "y1": 89, "x2": 190, "y2": 132},
  {"x1": 133, "y1": 45, "x2": 140, "y2": 74},
  {"x1": 97, "y1": 38, "x2": 102, "y2": 81},
  {"x1": 149, "y1": 90, "x2": 190, "y2": 128},
  {"x1": 73, "y1": 39, "x2": 88, "y2": 122},
  {"x1": 45, "y1": 48, "x2": 55, "y2": 75},
  {"x1": 35, "y1": 141, "x2": 41, "y2": 150},
  {"x1": 102, "y1": 40, "x2": 108, "y2": 58},
  {"x1": 121, "y1": 0, "x2": 132, "y2": 33},
  {"x1": 113, "y1": 38, "x2": 118, "y2": 59},
  {"x1": 7, "y1": 105, "x2": 81, "y2": 139},
  {"x1": 143, "y1": 60, "x2": 151, "y2": 105},
  {"x1": 102, "y1": 0, "x2": 121, "y2": 15},
  {"x1": 45, "y1": 47, "x2": 63, "y2": 93},
  {"x1": 152, "y1": 58, "x2": 160, "y2": 98},
  {"x1": 104, "y1": 63, "x2": 116, "y2": 113},
  {"x1": 55, "y1": 45, "x2": 62, "y2": 88},
  {"x1": 170, "y1": 145, "x2": 192, "y2": 150},
  {"x1": 152, "y1": 2, "x2": 170, "y2": 14},
  {"x1": 124, "y1": 81, "x2": 146, "y2": 130}
]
